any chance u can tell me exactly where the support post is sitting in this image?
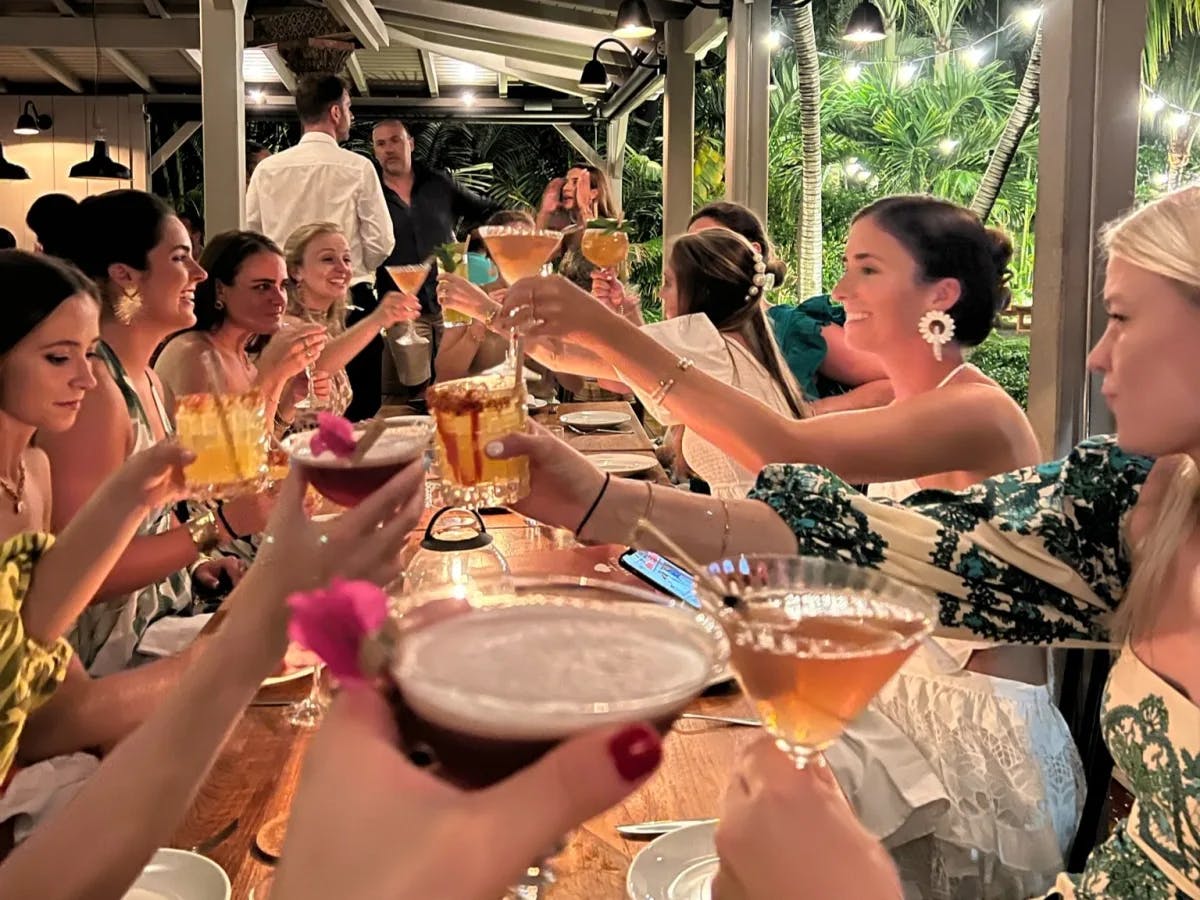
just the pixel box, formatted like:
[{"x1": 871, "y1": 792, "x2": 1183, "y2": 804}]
[
  {"x1": 724, "y1": 0, "x2": 770, "y2": 222},
  {"x1": 200, "y1": 0, "x2": 248, "y2": 234},
  {"x1": 1028, "y1": 0, "x2": 1147, "y2": 455},
  {"x1": 663, "y1": 16, "x2": 696, "y2": 245},
  {"x1": 606, "y1": 115, "x2": 628, "y2": 214}
]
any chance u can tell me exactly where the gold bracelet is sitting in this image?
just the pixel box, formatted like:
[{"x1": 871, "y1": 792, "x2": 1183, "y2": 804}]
[
  {"x1": 186, "y1": 508, "x2": 221, "y2": 554},
  {"x1": 633, "y1": 481, "x2": 655, "y2": 543},
  {"x1": 651, "y1": 377, "x2": 677, "y2": 405}
]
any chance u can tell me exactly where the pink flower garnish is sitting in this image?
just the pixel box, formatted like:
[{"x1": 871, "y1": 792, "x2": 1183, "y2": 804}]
[
  {"x1": 286, "y1": 578, "x2": 389, "y2": 684},
  {"x1": 309, "y1": 412, "x2": 357, "y2": 459}
]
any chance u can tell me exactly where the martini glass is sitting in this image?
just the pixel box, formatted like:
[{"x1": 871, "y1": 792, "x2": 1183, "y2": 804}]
[
  {"x1": 477, "y1": 226, "x2": 563, "y2": 371},
  {"x1": 706, "y1": 554, "x2": 934, "y2": 769},
  {"x1": 388, "y1": 576, "x2": 723, "y2": 897},
  {"x1": 384, "y1": 261, "x2": 432, "y2": 346}
]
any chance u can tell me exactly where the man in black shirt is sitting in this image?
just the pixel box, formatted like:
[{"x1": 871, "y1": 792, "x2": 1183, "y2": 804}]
[{"x1": 371, "y1": 119, "x2": 497, "y2": 408}]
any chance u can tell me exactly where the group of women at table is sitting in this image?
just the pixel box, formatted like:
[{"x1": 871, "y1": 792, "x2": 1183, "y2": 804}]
[{"x1": 0, "y1": 172, "x2": 1193, "y2": 900}]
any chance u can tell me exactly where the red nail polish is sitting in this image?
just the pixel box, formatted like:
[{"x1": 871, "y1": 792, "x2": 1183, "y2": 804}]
[{"x1": 608, "y1": 724, "x2": 662, "y2": 782}]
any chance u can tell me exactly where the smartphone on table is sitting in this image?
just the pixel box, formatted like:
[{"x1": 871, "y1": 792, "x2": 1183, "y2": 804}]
[{"x1": 618, "y1": 549, "x2": 701, "y2": 610}]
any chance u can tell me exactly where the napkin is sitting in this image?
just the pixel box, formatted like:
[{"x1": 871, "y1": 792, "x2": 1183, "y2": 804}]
[
  {"x1": 825, "y1": 707, "x2": 950, "y2": 850},
  {"x1": 137, "y1": 613, "x2": 213, "y2": 658},
  {"x1": 0, "y1": 752, "x2": 100, "y2": 843}
]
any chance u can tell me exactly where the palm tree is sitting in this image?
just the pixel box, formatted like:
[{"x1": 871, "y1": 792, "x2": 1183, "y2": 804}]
[
  {"x1": 971, "y1": 21, "x2": 1042, "y2": 221},
  {"x1": 780, "y1": 0, "x2": 824, "y2": 298},
  {"x1": 912, "y1": 0, "x2": 979, "y2": 78}
]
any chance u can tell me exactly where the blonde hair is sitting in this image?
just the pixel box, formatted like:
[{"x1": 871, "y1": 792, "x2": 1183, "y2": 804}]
[
  {"x1": 284, "y1": 221, "x2": 348, "y2": 334},
  {"x1": 1100, "y1": 186, "x2": 1200, "y2": 640}
]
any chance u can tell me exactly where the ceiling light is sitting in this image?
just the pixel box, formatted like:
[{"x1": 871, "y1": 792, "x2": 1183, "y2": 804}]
[
  {"x1": 14, "y1": 101, "x2": 52, "y2": 136},
  {"x1": 579, "y1": 58, "x2": 610, "y2": 90},
  {"x1": 0, "y1": 143, "x2": 29, "y2": 180},
  {"x1": 844, "y1": 1, "x2": 886, "y2": 44},
  {"x1": 613, "y1": 0, "x2": 655, "y2": 41},
  {"x1": 70, "y1": 137, "x2": 132, "y2": 180}
]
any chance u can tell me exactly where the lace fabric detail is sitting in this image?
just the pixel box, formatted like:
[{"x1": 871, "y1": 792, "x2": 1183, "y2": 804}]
[{"x1": 876, "y1": 665, "x2": 1086, "y2": 900}]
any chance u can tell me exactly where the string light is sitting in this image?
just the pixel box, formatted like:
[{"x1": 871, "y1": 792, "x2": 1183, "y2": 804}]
[
  {"x1": 963, "y1": 45, "x2": 988, "y2": 67},
  {"x1": 819, "y1": 19, "x2": 1023, "y2": 70},
  {"x1": 1144, "y1": 94, "x2": 1167, "y2": 114},
  {"x1": 1169, "y1": 110, "x2": 1190, "y2": 130},
  {"x1": 1152, "y1": 173, "x2": 1170, "y2": 188},
  {"x1": 938, "y1": 137, "x2": 960, "y2": 155},
  {"x1": 767, "y1": 30, "x2": 783, "y2": 50},
  {"x1": 1141, "y1": 86, "x2": 1200, "y2": 133},
  {"x1": 1017, "y1": 7, "x2": 1042, "y2": 30},
  {"x1": 897, "y1": 62, "x2": 918, "y2": 85},
  {"x1": 844, "y1": 63, "x2": 863, "y2": 82}
]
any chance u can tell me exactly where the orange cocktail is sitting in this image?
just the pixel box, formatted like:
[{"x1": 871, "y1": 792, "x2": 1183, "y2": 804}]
[
  {"x1": 711, "y1": 555, "x2": 933, "y2": 768},
  {"x1": 581, "y1": 228, "x2": 630, "y2": 269},
  {"x1": 174, "y1": 390, "x2": 269, "y2": 499},
  {"x1": 426, "y1": 374, "x2": 528, "y2": 508}
]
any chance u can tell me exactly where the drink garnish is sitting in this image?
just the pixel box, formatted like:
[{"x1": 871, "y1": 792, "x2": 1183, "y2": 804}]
[
  {"x1": 586, "y1": 217, "x2": 635, "y2": 235},
  {"x1": 310, "y1": 412, "x2": 358, "y2": 459},
  {"x1": 434, "y1": 242, "x2": 465, "y2": 273},
  {"x1": 286, "y1": 578, "x2": 389, "y2": 684}
]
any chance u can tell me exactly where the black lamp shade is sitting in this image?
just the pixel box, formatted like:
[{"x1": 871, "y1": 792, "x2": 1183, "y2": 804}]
[
  {"x1": 844, "y1": 1, "x2": 887, "y2": 44},
  {"x1": 579, "y1": 58, "x2": 611, "y2": 90},
  {"x1": 14, "y1": 101, "x2": 52, "y2": 135},
  {"x1": 70, "y1": 139, "x2": 132, "y2": 180},
  {"x1": 0, "y1": 144, "x2": 29, "y2": 180},
  {"x1": 614, "y1": 0, "x2": 655, "y2": 41}
]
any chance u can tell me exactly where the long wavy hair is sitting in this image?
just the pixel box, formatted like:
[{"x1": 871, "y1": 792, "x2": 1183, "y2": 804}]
[
  {"x1": 669, "y1": 229, "x2": 808, "y2": 419},
  {"x1": 1100, "y1": 186, "x2": 1200, "y2": 641},
  {"x1": 283, "y1": 222, "x2": 348, "y2": 335}
]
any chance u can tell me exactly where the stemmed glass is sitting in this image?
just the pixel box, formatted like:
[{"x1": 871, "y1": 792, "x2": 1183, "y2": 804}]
[
  {"x1": 581, "y1": 222, "x2": 630, "y2": 297},
  {"x1": 278, "y1": 316, "x2": 325, "y2": 414},
  {"x1": 384, "y1": 261, "x2": 432, "y2": 346},
  {"x1": 704, "y1": 555, "x2": 934, "y2": 769},
  {"x1": 389, "y1": 576, "x2": 722, "y2": 897},
  {"x1": 285, "y1": 512, "x2": 342, "y2": 728},
  {"x1": 476, "y1": 226, "x2": 563, "y2": 373}
]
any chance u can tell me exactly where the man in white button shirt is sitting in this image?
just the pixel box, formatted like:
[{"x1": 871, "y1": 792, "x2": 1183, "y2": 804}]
[{"x1": 246, "y1": 73, "x2": 394, "y2": 418}]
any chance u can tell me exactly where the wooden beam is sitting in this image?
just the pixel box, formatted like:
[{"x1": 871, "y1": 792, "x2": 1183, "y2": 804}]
[
  {"x1": 261, "y1": 47, "x2": 297, "y2": 93},
  {"x1": 48, "y1": 0, "x2": 76, "y2": 15},
  {"x1": 0, "y1": 16, "x2": 209, "y2": 49},
  {"x1": 23, "y1": 49, "x2": 82, "y2": 93},
  {"x1": 376, "y1": 12, "x2": 625, "y2": 63},
  {"x1": 385, "y1": 26, "x2": 598, "y2": 99},
  {"x1": 104, "y1": 49, "x2": 154, "y2": 92},
  {"x1": 399, "y1": 25, "x2": 603, "y2": 75},
  {"x1": 142, "y1": 0, "x2": 170, "y2": 16},
  {"x1": 374, "y1": 0, "x2": 611, "y2": 48},
  {"x1": 497, "y1": 71, "x2": 508, "y2": 97},
  {"x1": 663, "y1": 16, "x2": 695, "y2": 243},
  {"x1": 682, "y1": 5, "x2": 726, "y2": 58},
  {"x1": 606, "y1": 115, "x2": 629, "y2": 212},
  {"x1": 324, "y1": 0, "x2": 390, "y2": 53},
  {"x1": 552, "y1": 124, "x2": 603, "y2": 169},
  {"x1": 345, "y1": 52, "x2": 369, "y2": 96},
  {"x1": 418, "y1": 49, "x2": 439, "y2": 98},
  {"x1": 182, "y1": 48, "x2": 203, "y2": 73},
  {"x1": 150, "y1": 120, "x2": 201, "y2": 173}
]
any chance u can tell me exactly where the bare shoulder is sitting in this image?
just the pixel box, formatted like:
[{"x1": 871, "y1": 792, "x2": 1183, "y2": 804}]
[{"x1": 1126, "y1": 455, "x2": 1192, "y2": 546}]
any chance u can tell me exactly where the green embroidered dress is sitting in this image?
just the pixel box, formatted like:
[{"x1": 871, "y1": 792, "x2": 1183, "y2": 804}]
[{"x1": 749, "y1": 436, "x2": 1197, "y2": 898}]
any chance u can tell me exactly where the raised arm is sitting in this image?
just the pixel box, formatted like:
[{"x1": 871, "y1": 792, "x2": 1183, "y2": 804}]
[
  {"x1": 300, "y1": 291, "x2": 418, "y2": 378},
  {"x1": 504, "y1": 277, "x2": 1031, "y2": 482}
]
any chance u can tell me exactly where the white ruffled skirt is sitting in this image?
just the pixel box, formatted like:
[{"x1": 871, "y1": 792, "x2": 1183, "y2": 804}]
[{"x1": 828, "y1": 645, "x2": 1086, "y2": 900}]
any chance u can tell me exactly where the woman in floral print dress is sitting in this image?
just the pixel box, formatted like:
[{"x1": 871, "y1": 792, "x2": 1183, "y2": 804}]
[{"x1": 485, "y1": 184, "x2": 1200, "y2": 897}]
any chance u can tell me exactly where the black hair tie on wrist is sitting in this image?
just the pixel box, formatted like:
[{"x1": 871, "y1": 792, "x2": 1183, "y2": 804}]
[
  {"x1": 216, "y1": 501, "x2": 249, "y2": 543},
  {"x1": 574, "y1": 472, "x2": 612, "y2": 538}
]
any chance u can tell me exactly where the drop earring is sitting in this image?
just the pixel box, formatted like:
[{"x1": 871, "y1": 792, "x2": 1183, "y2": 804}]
[
  {"x1": 917, "y1": 310, "x2": 955, "y2": 362},
  {"x1": 115, "y1": 287, "x2": 143, "y2": 325}
]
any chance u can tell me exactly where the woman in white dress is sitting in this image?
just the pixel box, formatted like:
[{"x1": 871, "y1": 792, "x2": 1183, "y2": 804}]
[
  {"x1": 438, "y1": 227, "x2": 809, "y2": 499},
  {"x1": 489, "y1": 195, "x2": 1084, "y2": 898}
]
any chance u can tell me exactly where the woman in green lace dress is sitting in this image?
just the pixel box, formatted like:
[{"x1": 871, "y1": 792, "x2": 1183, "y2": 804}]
[{"x1": 485, "y1": 184, "x2": 1200, "y2": 897}]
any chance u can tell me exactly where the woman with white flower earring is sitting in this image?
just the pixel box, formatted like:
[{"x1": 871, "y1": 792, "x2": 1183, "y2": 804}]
[{"x1": 488, "y1": 195, "x2": 1081, "y2": 898}]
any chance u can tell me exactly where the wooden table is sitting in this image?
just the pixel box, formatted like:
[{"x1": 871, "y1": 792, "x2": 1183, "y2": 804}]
[
  {"x1": 535, "y1": 401, "x2": 655, "y2": 455},
  {"x1": 172, "y1": 528, "x2": 756, "y2": 899}
]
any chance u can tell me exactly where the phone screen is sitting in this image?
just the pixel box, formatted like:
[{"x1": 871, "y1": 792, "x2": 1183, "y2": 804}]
[{"x1": 619, "y1": 550, "x2": 701, "y2": 609}]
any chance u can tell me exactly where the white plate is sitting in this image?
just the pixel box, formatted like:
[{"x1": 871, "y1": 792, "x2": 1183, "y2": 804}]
[
  {"x1": 123, "y1": 848, "x2": 231, "y2": 900},
  {"x1": 626, "y1": 821, "x2": 718, "y2": 900},
  {"x1": 260, "y1": 665, "x2": 315, "y2": 688},
  {"x1": 526, "y1": 397, "x2": 548, "y2": 410},
  {"x1": 480, "y1": 363, "x2": 543, "y2": 383},
  {"x1": 560, "y1": 410, "x2": 632, "y2": 430},
  {"x1": 590, "y1": 453, "x2": 658, "y2": 477}
]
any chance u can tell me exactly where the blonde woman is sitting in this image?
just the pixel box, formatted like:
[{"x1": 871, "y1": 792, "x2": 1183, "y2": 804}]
[{"x1": 282, "y1": 223, "x2": 418, "y2": 419}]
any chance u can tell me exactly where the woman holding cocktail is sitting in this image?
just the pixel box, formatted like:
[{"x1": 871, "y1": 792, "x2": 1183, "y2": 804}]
[
  {"x1": 40, "y1": 191, "x2": 265, "y2": 675},
  {"x1": 155, "y1": 230, "x2": 330, "y2": 436},
  {"x1": 282, "y1": 222, "x2": 419, "y2": 418},
  {"x1": 491, "y1": 198, "x2": 1085, "y2": 895}
]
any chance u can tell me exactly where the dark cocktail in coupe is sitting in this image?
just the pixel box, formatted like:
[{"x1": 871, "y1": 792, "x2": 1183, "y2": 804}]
[
  {"x1": 389, "y1": 579, "x2": 721, "y2": 789},
  {"x1": 283, "y1": 419, "x2": 433, "y2": 507}
]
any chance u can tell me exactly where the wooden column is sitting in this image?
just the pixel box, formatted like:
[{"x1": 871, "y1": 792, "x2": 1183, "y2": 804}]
[
  {"x1": 200, "y1": 0, "x2": 248, "y2": 234},
  {"x1": 724, "y1": 0, "x2": 770, "y2": 223},
  {"x1": 662, "y1": 17, "x2": 695, "y2": 243}
]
